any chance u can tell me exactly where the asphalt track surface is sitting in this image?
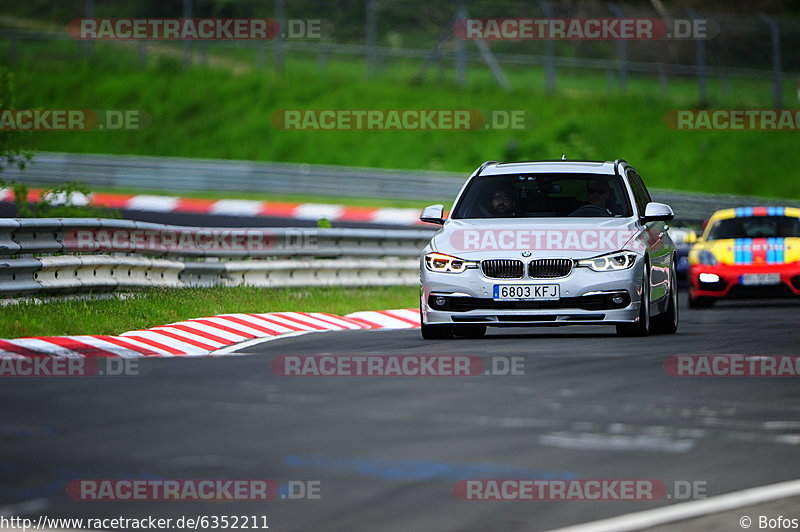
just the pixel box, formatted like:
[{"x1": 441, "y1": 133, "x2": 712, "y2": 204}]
[{"x1": 2, "y1": 297, "x2": 800, "y2": 531}]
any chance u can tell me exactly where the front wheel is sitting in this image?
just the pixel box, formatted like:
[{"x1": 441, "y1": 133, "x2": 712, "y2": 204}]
[
  {"x1": 651, "y1": 265, "x2": 679, "y2": 334},
  {"x1": 616, "y1": 269, "x2": 650, "y2": 337}
]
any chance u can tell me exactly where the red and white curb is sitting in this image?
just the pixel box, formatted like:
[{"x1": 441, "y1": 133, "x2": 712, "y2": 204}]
[
  {"x1": 0, "y1": 188, "x2": 425, "y2": 226},
  {"x1": 0, "y1": 309, "x2": 420, "y2": 358}
]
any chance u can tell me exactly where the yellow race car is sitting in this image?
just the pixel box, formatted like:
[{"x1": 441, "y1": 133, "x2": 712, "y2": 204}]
[{"x1": 688, "y1": 207, "x2": 800, "y2": 307}]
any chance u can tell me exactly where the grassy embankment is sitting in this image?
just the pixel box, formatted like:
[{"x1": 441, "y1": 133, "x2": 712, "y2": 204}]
[
  {"x1": 0, "y1": 286, "x2": 418, "y2": 338},
  {"x1": 3, "y1": 34, "x2": 798, "y2": 201}
]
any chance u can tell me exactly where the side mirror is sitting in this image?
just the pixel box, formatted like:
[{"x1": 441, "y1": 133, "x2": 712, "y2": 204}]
[
  {"x1": 420, "y1": 204, "x2": 445, "y2": 225},
  {"x1": 686, "y1": 231, "x2": 698, "y2": 244},
  {"x1": 642, "y1": 202, "x2": 674, "y2": 222}
]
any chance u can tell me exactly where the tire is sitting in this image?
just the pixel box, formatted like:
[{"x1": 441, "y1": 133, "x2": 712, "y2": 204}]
[
  {"x1": 421, "y1": 323, "x2": 454, "y2": 340},
  {"x1": 616, "y1": 268, "x2": 650, "y2": 337},
  {"x1": 651, "y1": 265, "x2": 679, "y2": 334},
  {"x1": 688, "y1": 292, "x2": 714, "y2": 309},
  {"x1": 453, "y1": 325, "x2": 487, "y2": 338}
]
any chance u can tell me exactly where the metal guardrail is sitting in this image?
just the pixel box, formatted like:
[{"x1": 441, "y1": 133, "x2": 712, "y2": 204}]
[
  {"x1": 0, "y1": 218, "x2": 432, "y2": 258},
  {"x1": 0, "y1": 218, "x2": 429, "y2": 296},
  {"x1": 0, "y1": 152, "x2": 462, "y2": 202},
  {"x1": 5, "y1": 152, "x2": 800, "y2": 224},
  {"x1": 0, "y1": 256, "x2": 419, "y2": 296}
]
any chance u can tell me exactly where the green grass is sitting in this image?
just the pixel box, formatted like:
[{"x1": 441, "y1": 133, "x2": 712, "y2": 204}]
[
  {"x1": 0, "y1": 286, "x2": 418, "y2": 338},
  {"x1": 4, "y1": 34, "x2": 800, "y2": 201}
]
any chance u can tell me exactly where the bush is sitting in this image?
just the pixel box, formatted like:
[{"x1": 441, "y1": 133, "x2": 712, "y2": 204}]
[{"x1": 0, "y1": 180, "x2": 121, "y2": 218}]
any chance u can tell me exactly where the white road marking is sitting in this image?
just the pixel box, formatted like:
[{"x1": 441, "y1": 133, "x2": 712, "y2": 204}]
[
  {"x1": 213, "y1": 331, "x2": 311, "y2": 354},
  {"x1": 0, "y1": 497, "x2": 49, "y2": 517},
  {"x1": 545, "y1": 478, "x2": 800, "y2": 532},
  {"x1": 538, "y1": 431, "x2": 695, "y2": 453}
]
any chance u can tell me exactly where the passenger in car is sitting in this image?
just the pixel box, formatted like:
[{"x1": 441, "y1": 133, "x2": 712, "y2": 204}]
[{"x1": 586, "y1": 179, "x2": 612, "y2": 211}]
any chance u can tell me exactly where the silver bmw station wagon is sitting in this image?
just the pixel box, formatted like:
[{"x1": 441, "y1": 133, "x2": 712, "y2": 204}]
[{"x1": 418, "y1": 159, "x2": 679, "y2": 339}]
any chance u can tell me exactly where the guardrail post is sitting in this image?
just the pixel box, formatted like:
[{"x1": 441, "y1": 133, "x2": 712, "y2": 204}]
[
  {"x1": 183, "y1": 0, "x2": 193, "y2": 70},
  {"x1": 659, "y1": 66, "x2": 668, "y2": 97},
  {"x1": 454, "y1": 0, "x2": 466, "y2": 87},
  {"x1": 366, "y1": 0, "x2": 377, "y2": 77},
  {"x1": 608, "y1": 3, "x2": 628, "y2": 94},
  {"x1": 84, "y1": 0, "x2": 94, "y2": 62},
  {"x1": 256, "y1": 44, "x2": 265, "y2": 70},
  {"x1": 275, "y1": 0, "x2": 285, "y2": 73},
  {"x1": 759, "y1": 13, "x2": 783, "y2": 109},
  {"x1": 537, "y1": 0, "x2": 555, "y2": 94},
  {"x1": 319, "y1": 42, "x2": 329, "y2": 71},
  {"x1": 138, "y1": 41, "x2": 147, "y2": 67},
  {"x1": 687, "y1": 8, "x2": 707, "y2": 105}
]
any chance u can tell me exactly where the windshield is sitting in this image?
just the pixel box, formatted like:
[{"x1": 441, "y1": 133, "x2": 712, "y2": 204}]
[
  {"x1": 451, "y1": 173, "x2": 632, "y2": 219},
  {"x1": 706, "y1": 216, "x2": 800, "y2": 240}
]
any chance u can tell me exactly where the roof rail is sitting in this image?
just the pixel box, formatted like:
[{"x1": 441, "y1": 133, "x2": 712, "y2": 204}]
[
  {"x1": 496, "y1": 159, "x2": 606, "y2": 165},
  {"x1": 475, "y1": 160, "x2": 498, "y2": 176},
  {"x1": 613, "y1": 158, "x2": 628, "y2": 174}
]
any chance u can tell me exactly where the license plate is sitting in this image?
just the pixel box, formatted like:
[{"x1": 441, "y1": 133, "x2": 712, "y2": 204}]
[
  {"x1": 740, "y1": 273, "x2": 781, "y2": 286},
  {"x1": 493, "y1": 284, "x2": 560, "y2": 301}
]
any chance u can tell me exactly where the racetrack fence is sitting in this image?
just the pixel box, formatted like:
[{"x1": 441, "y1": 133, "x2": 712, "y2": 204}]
[
  {"x1": 4, "y1": 152, "x2": 800, "y2": 225},
  {"x1": 3, "y1": 1, "x2": 799, "y2": 105}
]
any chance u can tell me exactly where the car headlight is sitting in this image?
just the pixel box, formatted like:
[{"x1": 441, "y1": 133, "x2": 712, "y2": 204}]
[
  {"x1": 696, "y1": 250, "x2": 718, "y2": 266},
  {"x1": 577, "y1": 251, "x2": 638, "y2": 272},
  {"x1": 424, "y1": 252, "x2": 477, "y2": 273}
]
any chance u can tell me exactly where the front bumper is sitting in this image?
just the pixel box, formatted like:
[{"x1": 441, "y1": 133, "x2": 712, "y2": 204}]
[
  {"x1": 689, "y1": 263, "x2": 800, "y2": 299},
  {"x1": 420, "y1": 260, "x2": 644, "y2": 327}
]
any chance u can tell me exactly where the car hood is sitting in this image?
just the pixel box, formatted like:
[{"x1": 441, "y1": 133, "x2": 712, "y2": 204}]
[{"x1": 430, "y1": 217, "x2": 647, "y2": 259}]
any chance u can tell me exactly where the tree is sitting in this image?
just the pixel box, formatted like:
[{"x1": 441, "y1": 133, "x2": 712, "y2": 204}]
[
  {"x1": 0, "y1": 66, "x2": 33, "y2": 175},
  {"x1": 0, "y1": 67, "x2": 117, "y2": 218}
]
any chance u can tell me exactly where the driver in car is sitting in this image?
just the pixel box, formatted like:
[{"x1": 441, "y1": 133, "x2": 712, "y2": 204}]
[{"x1": 490, "y1": 188, "x2": 516, "y2": 217}]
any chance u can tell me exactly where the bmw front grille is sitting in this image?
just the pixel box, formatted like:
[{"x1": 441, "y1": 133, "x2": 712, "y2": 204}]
[
  {"x1": 528, "y1": 258, "x2": 574, "y2": 278},
  {"x1": 481, "y1": 259, "x2": 525, "y2": 279}
]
